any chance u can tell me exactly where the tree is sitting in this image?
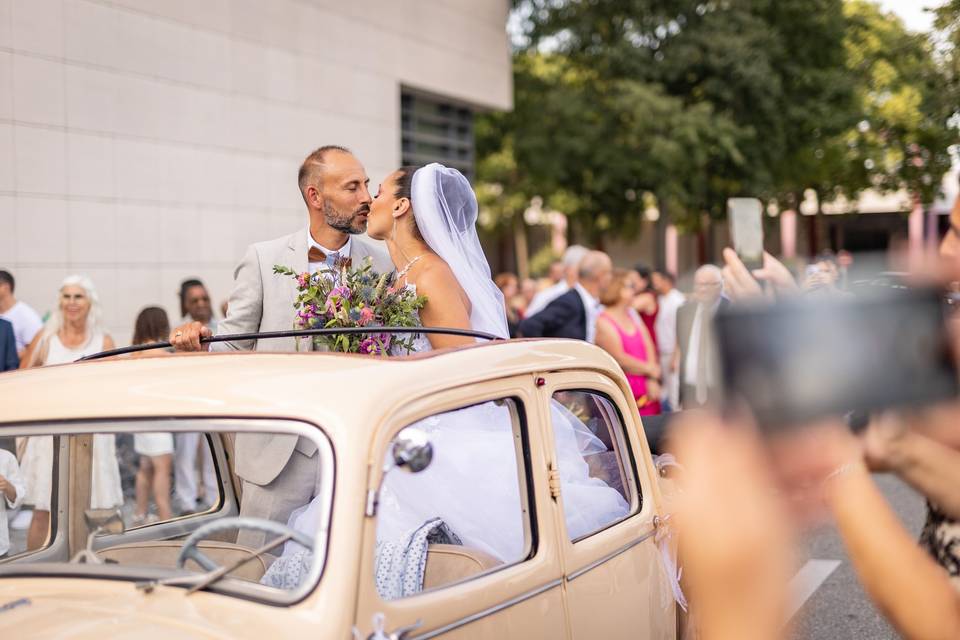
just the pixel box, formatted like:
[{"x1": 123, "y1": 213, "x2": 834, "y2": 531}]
[
  {"x1": 833, "y1": 1, "x2": 957, "y2": 204},
  {"x1": 480, "y1": 0, "x2": 958, "y2": 255}
]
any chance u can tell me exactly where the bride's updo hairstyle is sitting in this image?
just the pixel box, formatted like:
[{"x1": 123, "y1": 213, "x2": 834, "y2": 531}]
[{"x1": 393, "y1": 165, "x2": 424, "y2": 241}]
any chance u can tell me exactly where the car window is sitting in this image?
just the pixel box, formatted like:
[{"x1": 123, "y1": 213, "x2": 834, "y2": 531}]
[
  {"x1": 3, "y1": 435, "x2": 60, "y2": 557},
  {"x1": 117, "y1": 432, "x2": 222, "y2": 528},
  {"x1": 0, "y1": 420, "x2": 333, "y2": 605},
  {"x1": 374, "y1": 398, "x2": 531, "y2": 600},
  {"x1": 549, "y1": 390, "x2": 636, "y2": 541}
]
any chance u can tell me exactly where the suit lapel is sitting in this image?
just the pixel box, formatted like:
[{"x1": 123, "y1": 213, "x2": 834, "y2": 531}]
[
  {"x1": 288, "y1": 228, "x2": 308, "y2": 274},
  {"x1": 350, "y1": 237, "x2": 371, "y2": 268},
  {"x1": 284, "y1": 228, "x2": 312, "y2": 351}
]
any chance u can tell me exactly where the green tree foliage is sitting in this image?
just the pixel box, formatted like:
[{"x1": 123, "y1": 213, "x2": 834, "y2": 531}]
[
  {"x1": 478, "y1": 0, "x2": 958, "y2": 237},
  {"x1": 835, "y1": 1, "x2": 957, "y2": 203}
]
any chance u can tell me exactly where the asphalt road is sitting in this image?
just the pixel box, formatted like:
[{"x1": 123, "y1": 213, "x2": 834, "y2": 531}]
[{"x1": 789, "y1": 473, "x2": 928, "y2": 639}]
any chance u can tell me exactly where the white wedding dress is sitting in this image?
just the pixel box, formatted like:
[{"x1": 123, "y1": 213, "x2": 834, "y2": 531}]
[
  {"x1": 275, "y1": 165, "x2": 628, "y2": 577},
  {"x1": 279, "y1": 316, "x2": 629, "y2": 566}
]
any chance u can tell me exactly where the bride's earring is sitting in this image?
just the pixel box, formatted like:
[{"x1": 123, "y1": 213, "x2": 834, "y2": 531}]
[{"x1": 390, "y1": 208, "x2": 402, "y2": 242}]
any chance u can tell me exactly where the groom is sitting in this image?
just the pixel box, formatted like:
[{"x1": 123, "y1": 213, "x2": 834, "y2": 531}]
[{"x1": 171, "y1": 145, "x2": 392, "y2": 547}]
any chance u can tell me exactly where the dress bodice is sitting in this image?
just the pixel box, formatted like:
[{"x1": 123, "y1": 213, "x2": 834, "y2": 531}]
[
  {"x1": 395, "y1": 284, "x2": 432, "y2": 355},
  {"x1": 45, "y1": 332, "x2": 104, "y2": 364}
]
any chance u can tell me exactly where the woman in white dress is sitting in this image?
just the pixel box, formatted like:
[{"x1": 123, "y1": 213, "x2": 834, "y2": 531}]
[
  {"x1": 18, "y1": 275, "x2": 123, "y2": 550},
  {"x1": 273, "y1": 165, "x2": 627, "y2": 584}
]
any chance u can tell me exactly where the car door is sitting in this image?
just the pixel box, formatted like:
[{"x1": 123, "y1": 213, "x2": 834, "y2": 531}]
[
  {"x1": 542, "y1": 371, "x2": 677, "y2": 640},
  {"x1": 353, "y1": 375, "x2": 569, "y2": 639}
]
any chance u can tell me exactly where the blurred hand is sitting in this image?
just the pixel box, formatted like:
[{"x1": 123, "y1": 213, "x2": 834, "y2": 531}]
[
  {"x1": 646, "y1": 361, "x2": 662, "y2": 380},
  {"x1": 169, "y1": 321, "x2": 212, "y2": 352},
  {"x1": 766, "y1": 420, "x2": 864, "y2": 525},
  {"x1": 0, "y1": 474, "x2": 10, "y2": 498},
  {"x1": 861, "y1": 413, "x2": 910, "y2": 472},
  {"x1": 670, "y1": 411, "x2": 793, "y2": 640},
  {"x1": 646, "y1": 378, "x2": 661, "y2": 401},
  {"x1": 722, "y1": 248, "x2": 798, "y2": 302}
]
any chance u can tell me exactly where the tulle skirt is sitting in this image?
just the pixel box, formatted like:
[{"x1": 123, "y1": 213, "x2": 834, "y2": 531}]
[{"x1": 282, "y1": 401, "x2": 630, "y2": 565}]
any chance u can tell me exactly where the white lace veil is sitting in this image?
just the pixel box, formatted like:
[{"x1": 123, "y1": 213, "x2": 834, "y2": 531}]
[{"x1": 411, "y1": 163, "x2": 509, "y2": 339}]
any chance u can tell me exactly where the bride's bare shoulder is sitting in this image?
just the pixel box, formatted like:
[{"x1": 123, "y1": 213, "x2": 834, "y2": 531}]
[{"x1": 413, "y1": 257, "x2": 470, "y2": 308}]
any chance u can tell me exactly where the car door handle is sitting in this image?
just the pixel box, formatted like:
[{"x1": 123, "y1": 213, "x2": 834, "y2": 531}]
[
  {"x1": 359, "y1": 616, "x2": 423, "y2": 640},
  {"x1": 389, "y1": 620, "x2": 423, "y2": 640}
]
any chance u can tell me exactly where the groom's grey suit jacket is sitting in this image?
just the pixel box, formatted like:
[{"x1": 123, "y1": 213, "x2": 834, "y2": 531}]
[{"x1": 215, "y1": 227, "x2": 392, "y2": 487}]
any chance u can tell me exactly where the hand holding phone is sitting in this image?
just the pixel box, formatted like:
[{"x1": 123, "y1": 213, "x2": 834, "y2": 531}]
[
  {"x1": 728, "y1": 198, "x2": 764, "y2": 271},
  {"x1": 715, "y1": 287, "x2": 958, "y2": 429}
]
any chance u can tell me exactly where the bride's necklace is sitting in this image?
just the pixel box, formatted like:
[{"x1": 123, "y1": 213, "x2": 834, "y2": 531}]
[{"x1": 397, "y1": 254, "x2": 427, "y2": 282}]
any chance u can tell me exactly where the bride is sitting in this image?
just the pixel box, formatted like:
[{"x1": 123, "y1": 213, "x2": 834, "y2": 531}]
[{"x1": 274, "y1": 164, "x2": 627, "y2": 579}]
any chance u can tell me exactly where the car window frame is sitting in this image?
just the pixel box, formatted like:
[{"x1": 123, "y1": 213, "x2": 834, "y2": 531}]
[
  {"x1": 353, "y1": 374, "x2": 570, "y2": 640},
  {"x1": 0, "y1": 417, "x2": 335, "y2": 607},
  {"x1": 542, "y1": 374, "x2": 644, "y2": 544},
  {"x1": 370, "y1": 392, "x2": 536, "y2": 599}
]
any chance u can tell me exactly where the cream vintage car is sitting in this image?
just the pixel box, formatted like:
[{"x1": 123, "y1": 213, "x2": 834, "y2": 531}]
[{"x1": 0, "y1": 337, "x2": 682, "y2": 639}]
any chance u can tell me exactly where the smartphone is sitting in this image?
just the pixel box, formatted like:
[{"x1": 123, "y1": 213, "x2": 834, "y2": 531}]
[
  {"x1": 728, "y1": 198, "x2": 764, "y2": 271},
  {"x1": 715, "y1": 287, "x2": 958, "y2": 429}
]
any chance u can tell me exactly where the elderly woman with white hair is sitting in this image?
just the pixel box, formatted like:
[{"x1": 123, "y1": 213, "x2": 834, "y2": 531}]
[{"x1": 18, "y1": 275, "x2": 121, "y2": 550}]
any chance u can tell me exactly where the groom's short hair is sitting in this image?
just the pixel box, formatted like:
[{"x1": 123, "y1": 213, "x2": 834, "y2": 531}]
[{"x1": 298, "y1": 145, "x2": 351, "y2": 201}]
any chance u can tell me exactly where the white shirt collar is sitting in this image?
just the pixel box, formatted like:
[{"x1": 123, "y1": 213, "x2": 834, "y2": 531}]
[
  {"x1": 574, "y1": 282, "x2": 599, "y2": 309},
  {"x1": 307, "y1": 228, "x2": 351, "y2": 260},
  {"x1": 574, "y1": 283, "x2": 602, "y2": 343}
]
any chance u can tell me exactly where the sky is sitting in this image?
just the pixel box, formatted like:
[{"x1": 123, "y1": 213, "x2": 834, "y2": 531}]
[{"x1": 877, "y1": 0, "x2": 937, "y2": 33}]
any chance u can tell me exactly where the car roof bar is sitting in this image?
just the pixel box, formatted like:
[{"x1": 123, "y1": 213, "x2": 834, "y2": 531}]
[{"x1": 77, "y1": 326, "x2": 503, "y2": 362}]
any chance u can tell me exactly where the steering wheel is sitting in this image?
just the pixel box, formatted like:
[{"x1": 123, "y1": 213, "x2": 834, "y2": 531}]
[{"x1": 176, "y1": 517, "x2": 315, "y2": 572}]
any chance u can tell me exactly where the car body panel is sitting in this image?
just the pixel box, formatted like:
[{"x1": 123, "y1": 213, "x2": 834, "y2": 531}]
[
  {"x1": 353, "y1": 374, "x2": 568, "y2": 639},
  {"x1": 0, "y1": 340, "x2": 677, "y2": 638},
  {"x1": 542, "y1": 371, "x2": 676, "y2": 640}
]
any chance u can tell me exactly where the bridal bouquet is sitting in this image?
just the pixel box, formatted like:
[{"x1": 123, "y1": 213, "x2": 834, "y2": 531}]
[{"x1": 273, "y1": 257, "x2": 426, "y2": 355}]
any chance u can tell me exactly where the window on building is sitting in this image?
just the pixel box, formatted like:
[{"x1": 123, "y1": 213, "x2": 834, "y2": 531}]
[{"x1": 401, "y1": 90, "x2": 474, "y2": 180}]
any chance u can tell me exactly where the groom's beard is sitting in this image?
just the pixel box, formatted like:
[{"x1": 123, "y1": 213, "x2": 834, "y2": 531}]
[{"x1": 325, "y1": 201, "x2": 370, "y2": 235}]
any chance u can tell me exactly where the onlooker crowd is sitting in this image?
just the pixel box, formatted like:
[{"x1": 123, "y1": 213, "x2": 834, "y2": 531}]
[{"x1": 0, "y1": 273, "x2": 225, "y2": 554}]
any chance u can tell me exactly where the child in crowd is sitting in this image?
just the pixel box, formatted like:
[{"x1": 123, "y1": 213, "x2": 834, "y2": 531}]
[{"x1": 0, "y1": 448, "x2": 25, "y2": 557}]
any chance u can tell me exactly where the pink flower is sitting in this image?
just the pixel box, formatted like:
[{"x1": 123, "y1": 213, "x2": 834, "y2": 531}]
[
  {"x1": 358, "y1": 307, "x2": 375, "y2": 326},
  {"x1": 296, "y1": 272, "x2": 310, "y2": 289},
  {"x1": 358, "y1": 333, "x2": 391, "y2": 355}
]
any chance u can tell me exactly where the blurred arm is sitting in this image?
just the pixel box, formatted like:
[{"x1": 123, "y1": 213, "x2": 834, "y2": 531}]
[
  {"x1": 3, "y1": 325, "x2": 17, "y2": 371},
  {"x1": 873, "y1": 429, "x2": 960, "y2": 520},
  {"x1": 18, "y1": 334, "x2": 43, "y2": 369},
  {"x1": 826, "y1": 463, "x2": 960, "y2": 639}
]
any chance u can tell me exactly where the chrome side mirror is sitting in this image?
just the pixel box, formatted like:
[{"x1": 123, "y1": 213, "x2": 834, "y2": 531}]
[
  {"x1": 391, "y1": 427, "x2": 433, "y2": 473},
  {"x1": 366, "y1": 428, "x2": 434, "y2": 517}
]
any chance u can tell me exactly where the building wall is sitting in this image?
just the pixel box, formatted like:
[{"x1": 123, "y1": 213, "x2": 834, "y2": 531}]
[{"x1": 2, "y1": 0, "x2": 512, "y2": 345}]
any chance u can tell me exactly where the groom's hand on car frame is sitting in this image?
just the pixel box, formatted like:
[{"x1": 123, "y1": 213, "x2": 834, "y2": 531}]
[{"x1": 169, "y1": 321, "x2": 212, "y2": 352}]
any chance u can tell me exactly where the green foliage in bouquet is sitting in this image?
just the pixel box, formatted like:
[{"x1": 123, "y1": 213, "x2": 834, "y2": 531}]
[{"x1": 273, "y1": 257, "x2": 426, "y2": 355}]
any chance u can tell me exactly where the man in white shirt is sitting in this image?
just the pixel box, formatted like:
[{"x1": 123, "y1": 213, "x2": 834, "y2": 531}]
[
  {"x1": 652, "y1": 269, "x2": 686, "y2": 411},
  {"x1": 525, "y1": 245, "x2": 590, "y2": 317},
  {"x1": 675, "y1": 265, "x2": 727, "y2": 408},
  {"x1": 0, "y1": 270, "x2": 43, "y2": 357}
]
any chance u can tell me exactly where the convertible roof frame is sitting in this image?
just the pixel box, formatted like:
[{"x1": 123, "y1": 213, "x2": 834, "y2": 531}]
[{"x1": 79, "y1": 327, "x2": 503, "y2": 362}]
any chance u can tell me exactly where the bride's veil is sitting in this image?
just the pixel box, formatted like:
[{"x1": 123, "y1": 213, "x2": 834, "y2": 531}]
[{"x1": 411, "y1": 163, "x2": 509, "y2": 339}]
